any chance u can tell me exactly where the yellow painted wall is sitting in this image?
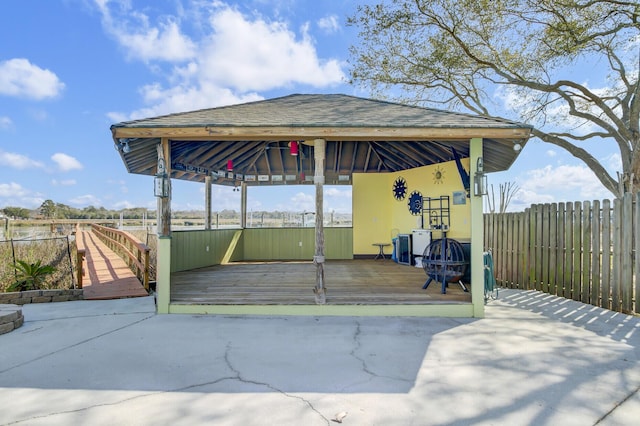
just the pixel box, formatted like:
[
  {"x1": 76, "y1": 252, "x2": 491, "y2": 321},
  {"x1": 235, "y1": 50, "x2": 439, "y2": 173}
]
[
  {"x1": 353, "y1": 160, "x2": 471, "y2": 255},
  {"x1": 353, "y1": 173, "x2": 393, "y2": 255}
]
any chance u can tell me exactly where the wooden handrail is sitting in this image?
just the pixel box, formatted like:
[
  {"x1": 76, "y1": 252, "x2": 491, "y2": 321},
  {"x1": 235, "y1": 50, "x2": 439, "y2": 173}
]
[
  {"x1": 90, "y1": 224, "x2": 150, "y2": 291},
  {"x1": 74, "y1": 223, "x2": 86, "y2": 289}
]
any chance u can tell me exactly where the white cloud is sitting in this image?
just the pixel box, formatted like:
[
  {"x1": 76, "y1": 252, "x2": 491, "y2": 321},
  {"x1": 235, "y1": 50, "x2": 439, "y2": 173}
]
[
  {"x1": 288, "y1": 191, "x2": 315, "y2": 211},
  {"x1": 200, "y1": 7, "x2": 345, "y2": 92},
  {"x1": 325, "y1": 187, "x2": 352, "y2": 198},
  {"x1": 51, "y1": 153, "x2": 83, "y2": 171},
  {"x1": 106, "y1": 111, "x2": 128, "y2": 123},
  {"x1": 324, "y1": 186, "x2": 352, "y2": 214},
  {"x1": 99, "y1": 2, "x2": 346, "y2": 119},
  {"x1": 0, "y1": 182, "x2": 45, "y2": 209},
  {"x1": 604, "y1": 152, "x2": 622, "y2": 172},
  {"x1": 317, "y1": 15, "x2": 340, "y2": 34},
  {"x1": 69, "y1": 194, "x2": 101, "y2": 207},
  {"x1": 0, "y1": 58, "x2": 65, "y2": 100},
  {"x1": 546, "y1": 150, "x2": 556, "y2": 157},
  {"x1": 0, "y1": 182, "x2": 29, "y2": 197},
  {"x1": 113, "y1": 200, "x2": 136, "y2": 209},
  {"x1": 95, "y1": 0, "x2": 196, "y2": 62},
  {"x1": 515, "y1": 163, "x2": 612, "y2": 207},
  {"x1": 208, "y1": 185, "x2": 241, "y2": 211},
  {"x1": 0, "y1": 150, "x2": 44, "y2": 170},
  {"x1": 132, "y1": 83, "x2": 263, "y2": 119},
  {"x1": 0, "y1": 116, "x2": 12, "y2": 129},
  {"x1": 120, "y1": 21, "x2": 196, "y2": 62}
]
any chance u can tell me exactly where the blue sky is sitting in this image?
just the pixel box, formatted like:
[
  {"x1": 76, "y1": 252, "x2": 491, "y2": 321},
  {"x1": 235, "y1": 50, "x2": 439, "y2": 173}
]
[{"x1": 0, "y1": 0, "x2": 621, "y2": 214}]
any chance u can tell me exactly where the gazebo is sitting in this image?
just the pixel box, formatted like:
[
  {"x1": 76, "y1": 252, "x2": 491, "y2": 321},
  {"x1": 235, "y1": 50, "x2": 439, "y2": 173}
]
[{"x1": 110, "y1": 94, "x2": 532, "y2": 317}]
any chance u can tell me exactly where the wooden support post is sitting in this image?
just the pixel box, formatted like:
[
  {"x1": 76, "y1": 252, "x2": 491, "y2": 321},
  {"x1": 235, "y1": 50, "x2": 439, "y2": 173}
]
[
  {"x1": 205, "y1": 175, "x2": 212, "y2": 230},
  {"x1": 156, "y1": 138, "x2": 171, "y2": 313},
  {"x1": 76, "y1": 249, "x2": 85, "y2": 289},
  {"x1": 312, "y1": 138, "x2": 326, "y2": 304},
  {"x1": 156, "y1": 139, "x2": 172, "y2": 237},
  {"x1": 470, "y1": 137, "x2": 484, "y2": 318},
  {"x1": 241, "y1": 182, "x2": 247, "y2": 229}
]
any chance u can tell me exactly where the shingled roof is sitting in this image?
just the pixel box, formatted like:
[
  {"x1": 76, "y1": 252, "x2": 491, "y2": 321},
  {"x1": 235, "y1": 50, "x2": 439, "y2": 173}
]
[{"x1": 111, "y1": 93, "x2": 532, "y2": 185}]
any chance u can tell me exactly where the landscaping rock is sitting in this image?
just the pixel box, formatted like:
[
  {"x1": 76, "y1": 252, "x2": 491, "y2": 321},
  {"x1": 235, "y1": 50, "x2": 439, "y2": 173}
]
[
  {"x1": 0, "y1": 289, "x2": 83, "y2": 306},
  {"x1": 0, "y1": 304, "x2": 23, "y2": 335}
]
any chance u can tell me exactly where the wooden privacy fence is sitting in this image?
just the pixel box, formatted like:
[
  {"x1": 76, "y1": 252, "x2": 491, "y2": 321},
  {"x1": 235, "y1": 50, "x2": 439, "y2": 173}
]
[{"x1": 484, "y1": 193, "x2": 639, "y2": 315}]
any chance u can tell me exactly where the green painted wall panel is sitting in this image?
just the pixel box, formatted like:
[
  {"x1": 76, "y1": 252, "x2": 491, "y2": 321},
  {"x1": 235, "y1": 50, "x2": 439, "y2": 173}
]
[
  {"x1": 170, "y1": 228, "x2": 353, "y2": 270},
  {"x1": 171, "y1": 229, "x2": 239, "y2": 272},
  {"x1": 325, "y1": 228, "x2": 354, "y2": 259},
  {"x1": 242, "y1": 228, "x2": 353, "y2": 260}
]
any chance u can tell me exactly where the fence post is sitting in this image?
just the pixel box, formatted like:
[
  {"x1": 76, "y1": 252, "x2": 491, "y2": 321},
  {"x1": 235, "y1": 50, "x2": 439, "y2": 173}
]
[
  {"x1": 563, "y1": 203, "x2": 573, "y2": 299},
  {"x1": 66, "y1": 235, "x2": 74, "y2": 289},
  {"x1": 582, "y1": 201, "x2": 592, "y2": 305},
  {"x1": 612, "y1": 198, "x2": 621, "y2": 312},
  {"x1": 572, "y1": 202, "x2": 582, "y2": 302},
  {"x1": 517, "y1": 211, "x2": 526, "y2": 288},
  {"x1": 592, "y1": 200, "x2": 601, "y2": 307},
  {"x1": 525, "y1": 207, "x2": 533, "y2": 290},
  {"x1": 506, "y1": 213, "x2": 514, "y2": 287},
  {"x1": 76, "y1": 249, "x2": 85, "y2": 289},
  {"x1": 541, "y1": 204, "x2": 550, "y2": 293},
  {"x1": 635, "y1": 193, "x2": 640, "y2": 315},
  {"x1": 556, "y1": 203, "x2": 566, "y2": 297},
  {"x1": 143, "y1": 247, "x2": 150, "y2": 291},
  {"x1": 548, "y1": 203, "x2": 557, "y2": 296},
  {"x1": 602, "y1": 199, "x2": 612, "y2": 309},
  {"x1": 621, "y1": 193, "x2": 633, "y2": 313}
]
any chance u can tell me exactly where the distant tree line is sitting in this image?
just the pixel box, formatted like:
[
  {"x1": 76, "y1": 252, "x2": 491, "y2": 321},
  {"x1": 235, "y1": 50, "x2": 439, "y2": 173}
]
[
  {"x1": 0, "y1": 200, "x2": 153, "y2": 220},
  {"x1": 1, "y1": 201, "x2": 347, "y2": 221}
]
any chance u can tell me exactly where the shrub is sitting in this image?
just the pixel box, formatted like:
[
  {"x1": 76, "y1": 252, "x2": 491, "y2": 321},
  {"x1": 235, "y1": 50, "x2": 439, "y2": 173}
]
[{"x1": 8, "y1": 260, "x2": 57, "y2": 292}]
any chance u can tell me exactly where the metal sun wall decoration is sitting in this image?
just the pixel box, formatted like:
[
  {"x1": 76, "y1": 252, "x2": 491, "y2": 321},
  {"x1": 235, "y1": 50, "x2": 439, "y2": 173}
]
[{"x1": 393, "y1": 176, "x2": 407, "y2": 200}]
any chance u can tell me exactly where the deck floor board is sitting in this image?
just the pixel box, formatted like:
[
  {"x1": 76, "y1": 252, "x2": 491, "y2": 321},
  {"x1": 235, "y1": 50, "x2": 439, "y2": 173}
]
[
  {"x1": 171, "y1": 260, "x2": 471, "y2": 305},
  {"x1": 78, "y1": 230, "x2": 148, "y2": 300}
]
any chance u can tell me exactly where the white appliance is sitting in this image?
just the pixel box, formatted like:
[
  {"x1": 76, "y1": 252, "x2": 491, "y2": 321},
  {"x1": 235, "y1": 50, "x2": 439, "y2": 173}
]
[{"x1": 412, "y1": 229, "x2": 431, "y2": 258}]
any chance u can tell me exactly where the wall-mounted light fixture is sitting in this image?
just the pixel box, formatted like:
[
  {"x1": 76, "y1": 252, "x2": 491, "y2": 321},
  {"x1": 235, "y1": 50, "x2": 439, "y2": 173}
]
[
  {"x1": 289, "y1": 141, "x2": 299, "y2": 156},
  {"x1": 154, "y1": 173, "x2": 169, "y2": 198},
  {"x1": 513, "y1": 142, "x2": 522, "y2": 152},
  {"x1": 474, "y1": 157, "x2": 488, "y2": 196},
  {"x1": 154, "y1": 157, "x2": 169, "y2": 198}
]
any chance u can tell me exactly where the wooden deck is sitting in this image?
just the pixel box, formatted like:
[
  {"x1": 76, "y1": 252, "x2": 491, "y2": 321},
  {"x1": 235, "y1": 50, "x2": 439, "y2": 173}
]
[
  {"x1": 77, "y1": 230, "x2": 149, "y2": 300},
  {"x1": 170, "y1": 259, "x2": 472, "y2": 305}
]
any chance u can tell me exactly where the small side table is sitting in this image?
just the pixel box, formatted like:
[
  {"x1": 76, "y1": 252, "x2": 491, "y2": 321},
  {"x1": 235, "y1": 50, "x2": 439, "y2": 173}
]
[{"x1": 373, "y1": 243, "x2": 391, "y2": 260}]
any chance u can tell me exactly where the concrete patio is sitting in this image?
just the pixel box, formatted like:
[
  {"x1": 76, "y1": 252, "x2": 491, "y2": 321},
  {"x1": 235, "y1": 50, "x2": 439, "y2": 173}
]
[{"x1": 0, "y1": 289, "x2": 638, "y2": 425}]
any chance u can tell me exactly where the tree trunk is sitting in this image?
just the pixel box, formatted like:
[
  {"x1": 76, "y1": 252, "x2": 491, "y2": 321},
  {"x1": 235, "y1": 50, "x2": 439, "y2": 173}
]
[{"x1": 312, "y1": 139, "x2": 326, "y2": 304}]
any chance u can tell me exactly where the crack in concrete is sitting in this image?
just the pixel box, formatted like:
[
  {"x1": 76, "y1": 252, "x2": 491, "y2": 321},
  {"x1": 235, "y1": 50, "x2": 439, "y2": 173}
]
[
  {"x1": 593, "y1": 382, "x2": 640, "y2": 425},
  {"x1": 350, "y1": 320, "x2": 412, "y2": 384},
  {"x1": 0, "y1": 314, "x2": 155, "y2": 375},
  {"x1": 24, "y1": 311, "x2": 155, "y2": 323},
  {"x1": 2, "y1": 330, "x2": 330, "y2": 425},
  {"x1": 1, "y1": 376, "x2": 241, "y2": 426},
  {"x1": 223, "y1": 342, "x2": 331, "y2": 425}
]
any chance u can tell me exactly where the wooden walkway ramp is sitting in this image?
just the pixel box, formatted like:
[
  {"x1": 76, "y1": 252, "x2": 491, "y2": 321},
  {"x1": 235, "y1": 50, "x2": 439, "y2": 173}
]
[{"x1": 76, "y1": 230, "x2": 149, "y2": 300}]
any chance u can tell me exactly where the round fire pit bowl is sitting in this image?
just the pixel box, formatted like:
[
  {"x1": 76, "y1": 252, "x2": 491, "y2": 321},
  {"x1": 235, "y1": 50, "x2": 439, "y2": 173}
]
[{"x1": 421, "y1": 238, "x2": 469, "y2": 294}]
